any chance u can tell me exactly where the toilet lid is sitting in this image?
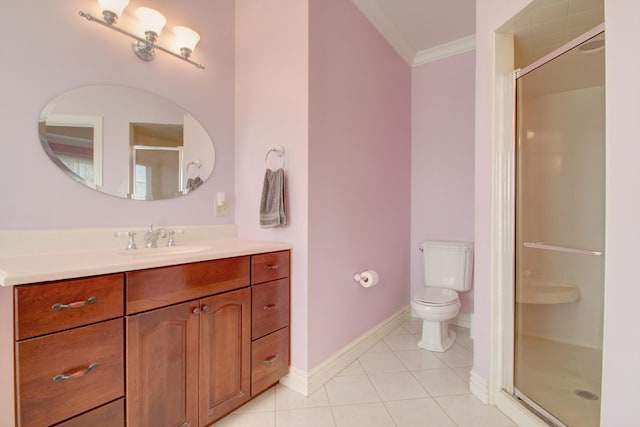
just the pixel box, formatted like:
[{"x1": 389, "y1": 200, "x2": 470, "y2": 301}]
[{"x1": 414, "y1": 288, "x2": 458, "y2": 305}]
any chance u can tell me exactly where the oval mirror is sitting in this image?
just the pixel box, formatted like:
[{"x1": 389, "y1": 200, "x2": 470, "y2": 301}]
[{"x1": 38, "y1": 85, "x2": 214, "y2": 200}]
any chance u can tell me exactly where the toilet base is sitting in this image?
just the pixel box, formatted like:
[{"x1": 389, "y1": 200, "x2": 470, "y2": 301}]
[{"x1": 417, "y1": 319, "x2": 456, "y2": 352}]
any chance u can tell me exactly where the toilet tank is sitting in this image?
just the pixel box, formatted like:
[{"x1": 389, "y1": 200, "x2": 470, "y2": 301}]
[{"x1": 420, "y1": 240, "x2": 473, "y2": 291}]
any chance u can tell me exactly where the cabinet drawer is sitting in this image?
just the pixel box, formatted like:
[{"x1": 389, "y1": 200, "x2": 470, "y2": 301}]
[
  {"x1": 15, "y1": 274, "x2": 124, "y2": 340},
  {"x1": 251, "y1": 251, "x2": 290, "y2": 284},
  {"x1": 53, "y1": 398, "x2": 124, "y2": 427},
  {"x1": 252, "y1": 279, "x2": 290, "y2": 340},
  {"x1": 16, "y1": 319, "x2": 125, "y2": 427},
  {"x1": 126, "y1": 256, "x2": 250, "y2": 314},
  {"x1": 251, "y1": 327, "x2": 289, "y2": 396}
]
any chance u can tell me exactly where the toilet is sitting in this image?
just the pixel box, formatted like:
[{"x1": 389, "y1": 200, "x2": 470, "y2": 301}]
[{"x1": 411, "y1": 240, "x2": 473, "y2": 352}]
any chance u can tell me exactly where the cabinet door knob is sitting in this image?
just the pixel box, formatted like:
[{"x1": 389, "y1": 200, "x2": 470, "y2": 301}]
[
  {"x1": 51, "y1": 296, "x2": 98, "y2": 311},
  {"x1": 192, "y1": 307, "x2": 201, "y2": 315},
  {"x1": 53, "y1": 362, "x2": 99, "y2": 382},
  {"x1": 201, "y1": 305, "x2": 210, "y2": 313},
  {"x1": 262, "y1": 354, "x2": 281, "y2": 366},
  {"x1": 263, "y1": 303, "x2": 279, "y2": 311}
]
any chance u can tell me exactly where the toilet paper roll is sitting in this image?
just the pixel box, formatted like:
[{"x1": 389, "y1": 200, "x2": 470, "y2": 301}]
[{"x1": 358, "y1": 270, "x2": 379, "y2": 288}]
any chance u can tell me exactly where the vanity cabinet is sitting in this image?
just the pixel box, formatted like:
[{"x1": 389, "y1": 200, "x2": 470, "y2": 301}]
[
  {"x1": 12, "y1": 250, "x2": 290, "y2": 427},
  {"x1": 126, "y1": 257, "x2": 252, "y2": 427},
  {"x1": 14, "y1": 274, "x2": 125, "y2": 427},
  {"x1": 250, "y1": 251, "x2": 291, "y2": 396},
  {"x1": 53, "y1": 399, "x2": 125, "y2": 427}
]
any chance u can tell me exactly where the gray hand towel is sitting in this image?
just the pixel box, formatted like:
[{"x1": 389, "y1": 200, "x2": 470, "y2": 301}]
[{"x1": 260, "y1": 168, "x2": 287, "y2": 228}]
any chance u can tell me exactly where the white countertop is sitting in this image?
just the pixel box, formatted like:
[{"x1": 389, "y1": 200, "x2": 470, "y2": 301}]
[{"x1": 0, "y1": 226, "x2": 292, "y2": 286}]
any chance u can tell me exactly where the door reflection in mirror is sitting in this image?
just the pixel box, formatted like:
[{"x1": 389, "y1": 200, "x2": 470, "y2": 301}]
[
  {"x1": 38, "y1": 85, "x2": 214, "y2": 200},
  {"x1": 39, "y1": 115, "x2": 103, "y2": 189}
]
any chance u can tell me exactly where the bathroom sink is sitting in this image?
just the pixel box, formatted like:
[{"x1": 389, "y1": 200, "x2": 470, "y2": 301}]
[
  {"x1": 119, "y1": 245, "x2": 212, "y2": 257},
  {"x1": 517, "y1": 279, "x2": 580, "y2": 304}
]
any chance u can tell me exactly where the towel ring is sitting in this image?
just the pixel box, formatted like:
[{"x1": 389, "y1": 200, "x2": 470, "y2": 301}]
[
  {"x1": 186, "y1": 160, "x2": 202, "y2": 178},
  {"x1": 265, "y1": 146, "x2": 286, "y2": 169}
]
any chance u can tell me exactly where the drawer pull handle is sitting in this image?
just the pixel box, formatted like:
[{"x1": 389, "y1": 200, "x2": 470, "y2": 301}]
[
  {"x1": 263, "y1": 304, "x2": 279, "y2": 311},
  {"x1": 264, "y1": 264, "x2": 280, "y2": 270},
  {"x1": 53, "y1": 362, "x2": 99, "y2": 382},
  {"x1": 51, "y1": 296, "x2": 98, "y2": 311},
  {"x1": 262, "y1": 354, "x2": 281, "y2": 366}
]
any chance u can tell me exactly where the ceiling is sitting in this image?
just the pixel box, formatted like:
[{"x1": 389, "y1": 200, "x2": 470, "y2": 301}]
[
  {"x1": 351, "y1": 0, "x2": 475, "y2": 66},
  {"x1": 352, "y1": 0, "x2": 604, "y2": 68}
]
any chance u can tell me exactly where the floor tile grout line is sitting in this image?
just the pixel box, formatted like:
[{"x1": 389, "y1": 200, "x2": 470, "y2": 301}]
[
  {"x1": 217, "y1": 319, "x2": 479, "y2": 426},
  {"x1": 377, "y1": 324, "x2": 465, "y2": 426}
]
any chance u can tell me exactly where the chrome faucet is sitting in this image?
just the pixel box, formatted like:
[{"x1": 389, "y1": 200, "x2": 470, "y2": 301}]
[{"x1": 144, "y1": 224, "x2": 166, "y2": 248}]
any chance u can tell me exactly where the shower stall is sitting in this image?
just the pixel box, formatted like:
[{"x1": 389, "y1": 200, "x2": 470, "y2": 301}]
[{"x1": 514, "y1": 30, "x2": 605, "y2": 426}]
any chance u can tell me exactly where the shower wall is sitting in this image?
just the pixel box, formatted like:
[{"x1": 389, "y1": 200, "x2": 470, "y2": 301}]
[{"x1": 518, "y1": 85, "x2": 605, "y2": 349}]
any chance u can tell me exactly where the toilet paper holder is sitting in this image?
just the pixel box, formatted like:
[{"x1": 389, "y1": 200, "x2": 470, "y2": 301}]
[
  {"x1": 353, "y1": 270, "x2": 379, "y2": 287},
  {"x1": 353, "y1": 273, "x2": 367, "y2": 283}
]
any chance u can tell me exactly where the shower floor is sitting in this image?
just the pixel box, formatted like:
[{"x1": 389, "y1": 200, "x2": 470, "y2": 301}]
[{"x1": 515, "y1": 335, "x2": 602, "y2": 427}]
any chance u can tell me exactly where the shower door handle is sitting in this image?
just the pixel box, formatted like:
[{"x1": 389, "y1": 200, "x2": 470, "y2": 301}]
[{"x1": 523, "y1": 242, "x2": 603, "y2": 256}]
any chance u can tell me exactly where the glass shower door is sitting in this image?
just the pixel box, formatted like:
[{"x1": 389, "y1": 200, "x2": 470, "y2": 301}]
[{"x1": 514, "y1": 32, "x2": 605, "y2": 427}]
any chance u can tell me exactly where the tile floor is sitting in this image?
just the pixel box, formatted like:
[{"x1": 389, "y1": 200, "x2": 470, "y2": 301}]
[{"x1": 213, "y1": 318, "x2": 517, "y2": 427}]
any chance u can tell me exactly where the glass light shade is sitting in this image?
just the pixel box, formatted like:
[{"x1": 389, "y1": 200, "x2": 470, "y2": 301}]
[
  {"x1": 173, "y1": 26, "x2": 200, "y2": 51},
  {"x1": 136, "y1": 7, "x2": 166, "y2": 35},
  {"x1": 98, "y1": 0, "x2": 129, "y2": 16}
]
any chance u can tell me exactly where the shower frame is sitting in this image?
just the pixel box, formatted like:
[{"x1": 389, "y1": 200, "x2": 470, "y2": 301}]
[{"x1": 483, "y1": 23, "x2": 606, "y2": 427}]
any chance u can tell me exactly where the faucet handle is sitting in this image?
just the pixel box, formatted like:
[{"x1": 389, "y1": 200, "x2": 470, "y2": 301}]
[
  {"x1": 166, "y1": 229, "x2": 185, "y2": 247},
  {"x1": 114, "y1": 231, "x2": 138, "y2": 250}
]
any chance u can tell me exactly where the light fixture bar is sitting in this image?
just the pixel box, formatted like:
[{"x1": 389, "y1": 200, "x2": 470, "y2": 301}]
[{"x1": 78, "y1": 10, "x2": 205, "y2": 70}]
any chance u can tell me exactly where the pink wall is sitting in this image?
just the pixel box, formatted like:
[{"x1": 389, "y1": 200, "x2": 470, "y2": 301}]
[
  {"x1": 476, "y1": 0, "x2": 640, "y2": 424},
  {"x1": 0, "y1": 0, "x2": 236, "y2": 230},
  {"x1": 411, "y1": 52, "x2": 475, "y2": 312},
  {"x1": 307, "y1": 0, "x2": 411, "y2": 368},
  {"x1": 234, "y1": 0, "x2": 310, "y2": 369},
  {"x1": 0, "y1": 1, "x2": 234, "y2": 424},
  {"x1": 235, "y1": 0, "x2": 411, "y2": 371}
]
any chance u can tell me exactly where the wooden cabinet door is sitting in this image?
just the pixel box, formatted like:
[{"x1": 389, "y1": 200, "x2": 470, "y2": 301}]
[
  {"x1": 127, "y1": 301, "x2": 200, "y2": 427},
  {"x1": 251, "y1": 251, "x2": 290, "y2": 284},
  {"x1": 16, "y1": 319, "x2": 124, "y2": 427},
  {"x1": 251, "y1": 327, "x2": 290, "y2": 396},
  {"x1": 54, "y1": 398, "x2": 124, "y2": 427},
  {"x1": 15, "y1": 274, "x2": 124, "y2": 340},
  {"x1": 251, "y1": 278, "x2": 290, "y2": 340},
  {"x1": 199, "y1": 288, "x2": 251, "y2": 425}
]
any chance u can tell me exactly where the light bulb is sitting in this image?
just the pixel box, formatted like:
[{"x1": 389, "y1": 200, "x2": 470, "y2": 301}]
[
  {"x1": 136, "y1": 7, "x2": 166, "y2": 36},
  {"x1": 98, "y1": 0, "x2": 129, "y2": 24},
  {"x1": 98, "y1": 0, "x2": 129, "y2": 16},
  {"x1": 174, "y1": 26, "x2": 200, "y2": 53}
]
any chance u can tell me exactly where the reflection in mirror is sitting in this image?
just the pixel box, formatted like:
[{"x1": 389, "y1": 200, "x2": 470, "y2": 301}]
[
  {"x1": 132, "y1": 146, "x2": 182, "y2": 200},
  {"x1": 39, "y1": 85, "x2": 215, "y2": 200},
  {"x1": 39, "y1": 115, "x2": 103, "y2": 188}
]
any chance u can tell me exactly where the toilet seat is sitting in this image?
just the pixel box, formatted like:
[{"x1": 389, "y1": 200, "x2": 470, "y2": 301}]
[{"x1": 413, "y1": 287, "x2": 458, "y2": 306}]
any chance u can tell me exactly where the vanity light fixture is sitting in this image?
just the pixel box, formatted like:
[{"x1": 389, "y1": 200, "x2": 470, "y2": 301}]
[{"x1": 79, "y1": 0, "x2": 204, "y2": 69}]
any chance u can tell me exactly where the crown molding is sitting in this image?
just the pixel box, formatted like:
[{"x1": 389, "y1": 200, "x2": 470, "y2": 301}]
[
  {"x1": 351, "y1": 0, "x2": 415, "y2": 65},
  {"x1": 413, "y1": 35, "x2": 476, "y2": 66},
  {"x1": 351, "y1": 1, "x2": 475, "y2": 67}
]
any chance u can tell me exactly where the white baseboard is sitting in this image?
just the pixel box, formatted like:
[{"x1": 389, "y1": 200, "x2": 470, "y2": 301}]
[
  {"x1": 469, "y1": 369, "x2": 489, "y2": 404},
  {"x1": 278, "y1": 366, "x2": 308, "y2": 395},
  {"x1": 451, "y1": 311, "x2": 471, "y2": 329},
  {"x1": 280, "y1": 305, "x2": 411, "y2": 396}
]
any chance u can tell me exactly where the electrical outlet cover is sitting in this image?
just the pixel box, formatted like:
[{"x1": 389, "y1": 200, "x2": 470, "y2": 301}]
[{"x1": 214, "y1": 202, "x2": 229, "y2": 217}]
